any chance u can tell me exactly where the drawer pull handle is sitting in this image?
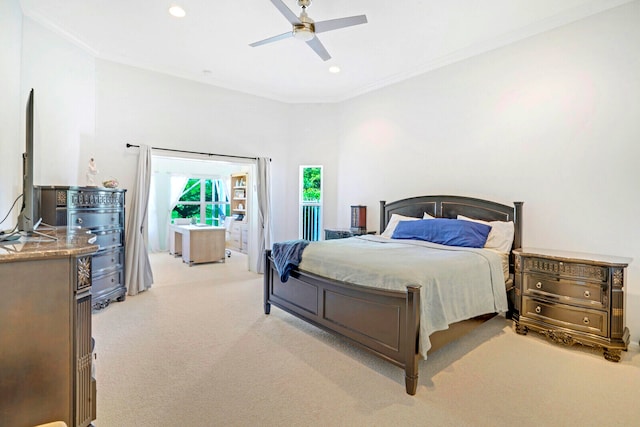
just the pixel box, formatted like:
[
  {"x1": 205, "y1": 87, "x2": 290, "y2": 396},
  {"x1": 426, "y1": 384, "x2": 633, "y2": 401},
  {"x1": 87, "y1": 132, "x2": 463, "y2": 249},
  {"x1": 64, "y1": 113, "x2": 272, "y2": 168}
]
[
  {"x1": 77, "y1": 218, "x2": 83, "y2": 224},
  {"x1": 535, "y1": 306, "x2": 541, "y2": 314},
  {"x1": 535, "y1": 282, "x2": 542, "y2": 289},
  {"x1": 584, "y1": 290, "x2": 591, "y2": 298},
  {"x1": 111, "y1": 278, "x2": 115, "y2": 283},
  {"x1": 583, "y1": 317, "x2": 590, "y2": 325}
]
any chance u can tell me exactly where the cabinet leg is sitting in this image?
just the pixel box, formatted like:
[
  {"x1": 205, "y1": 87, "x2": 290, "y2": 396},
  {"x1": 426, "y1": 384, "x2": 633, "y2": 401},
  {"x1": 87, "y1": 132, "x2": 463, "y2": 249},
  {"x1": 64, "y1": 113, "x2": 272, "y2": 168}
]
[
  {"x1": 514, "y1": 322, "x2": 528, "y2": 335},
  {"x1": 603, "y1": 349, "x2": 622, "y2": 362}
]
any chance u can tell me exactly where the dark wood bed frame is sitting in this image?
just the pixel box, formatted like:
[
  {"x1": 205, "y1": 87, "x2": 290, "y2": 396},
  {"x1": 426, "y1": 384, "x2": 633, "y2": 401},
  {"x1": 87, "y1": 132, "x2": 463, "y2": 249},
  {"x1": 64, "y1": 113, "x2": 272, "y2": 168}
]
[{"x1": 264, "y1": 195, "x2": 523, "y2": 395}]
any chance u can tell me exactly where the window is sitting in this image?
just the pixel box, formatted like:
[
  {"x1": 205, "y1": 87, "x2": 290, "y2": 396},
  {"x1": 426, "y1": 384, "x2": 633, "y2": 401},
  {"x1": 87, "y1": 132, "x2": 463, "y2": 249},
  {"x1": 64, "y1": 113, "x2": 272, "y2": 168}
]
[
  {"x1": 299, "y1": 166, "x2": 322, "y2": 240},
  {"x1": 171, "y1": 178, "x2": 229, "y2": 226}
]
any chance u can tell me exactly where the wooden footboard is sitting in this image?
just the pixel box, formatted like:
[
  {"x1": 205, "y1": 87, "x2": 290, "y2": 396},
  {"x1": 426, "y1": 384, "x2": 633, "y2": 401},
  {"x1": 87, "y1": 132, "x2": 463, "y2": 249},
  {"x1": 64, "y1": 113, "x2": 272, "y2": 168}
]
[{"x1": 264, "y1": 250, "x2": 421, "y2": 395}]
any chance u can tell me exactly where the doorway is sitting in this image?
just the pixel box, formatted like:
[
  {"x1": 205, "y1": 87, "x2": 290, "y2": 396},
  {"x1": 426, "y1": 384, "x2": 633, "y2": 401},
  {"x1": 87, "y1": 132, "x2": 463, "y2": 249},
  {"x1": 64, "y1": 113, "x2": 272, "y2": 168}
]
[{"x1": 148, "y1": 155, "x2": 256, "y2": 269}]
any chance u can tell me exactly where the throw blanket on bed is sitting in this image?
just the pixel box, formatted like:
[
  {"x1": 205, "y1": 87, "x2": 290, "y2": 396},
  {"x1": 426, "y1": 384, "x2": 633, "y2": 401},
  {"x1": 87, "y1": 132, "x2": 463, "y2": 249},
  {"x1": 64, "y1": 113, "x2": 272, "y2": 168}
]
[
  {"x1": 298, "y1": 235, "x2": 507, "y2": 359},
  {"x1": 272, "y1": 239, "x2": 310, "y2": 282}
]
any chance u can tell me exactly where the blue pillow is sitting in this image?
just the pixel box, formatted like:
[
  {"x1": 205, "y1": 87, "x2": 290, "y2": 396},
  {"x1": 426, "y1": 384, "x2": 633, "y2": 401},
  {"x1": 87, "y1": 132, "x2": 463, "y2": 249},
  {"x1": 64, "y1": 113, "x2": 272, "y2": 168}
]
[{"x1": 392, "y1": 218, "x2": 492, "y2": 248}]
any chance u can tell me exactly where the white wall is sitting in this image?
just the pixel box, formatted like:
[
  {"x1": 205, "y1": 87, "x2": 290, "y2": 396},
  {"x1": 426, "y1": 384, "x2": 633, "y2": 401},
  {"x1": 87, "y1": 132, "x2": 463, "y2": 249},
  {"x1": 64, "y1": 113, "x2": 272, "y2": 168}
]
[
  {"x1": 0, "y1": 0, "x2": 23, "y2": 224},
  {"x1": 336, "y1": 2, "x2": 640, "y2": 343},
  {"x1": 284, "y1": 104, "x2": 341, "y2": 234},
  {"x1": 93, "y1": 60, "x2": 297, "y2": 244},
  {"x1": 20, "y1": 17, "x2": 95, "y2": 186}
]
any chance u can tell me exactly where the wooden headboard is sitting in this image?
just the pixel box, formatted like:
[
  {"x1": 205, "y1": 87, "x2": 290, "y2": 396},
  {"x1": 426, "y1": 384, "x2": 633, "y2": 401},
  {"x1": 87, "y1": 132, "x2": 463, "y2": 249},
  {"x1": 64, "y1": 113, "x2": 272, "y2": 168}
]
[{"x1": 379, "y1": 195, "x2": 523, "y2": 251}]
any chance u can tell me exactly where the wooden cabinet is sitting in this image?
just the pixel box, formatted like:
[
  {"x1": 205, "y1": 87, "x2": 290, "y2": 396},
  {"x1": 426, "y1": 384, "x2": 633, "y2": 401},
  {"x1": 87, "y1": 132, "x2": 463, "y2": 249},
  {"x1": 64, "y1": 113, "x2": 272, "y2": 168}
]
[
  {"x1": 37, "y1": 186, "x2": 127, "y2": 310},
  {"x1": 0, "y1": 228, "x2": 97, "y2": 427},
  {"x1": 513, "y1": 248, "x2": 631, "y2": 361},
  {"x1": 227, "y1": 220, "x2": 248, "y2": 253},
  {"x1": 170, "y1": 224, "x2": 226, "y2": 265}
]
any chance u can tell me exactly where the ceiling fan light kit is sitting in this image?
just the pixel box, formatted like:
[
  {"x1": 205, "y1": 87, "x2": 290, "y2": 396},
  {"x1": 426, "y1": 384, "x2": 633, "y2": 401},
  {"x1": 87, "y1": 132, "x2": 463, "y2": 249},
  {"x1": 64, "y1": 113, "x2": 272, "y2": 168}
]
[{"x1": 250, "y1": 0, "x2": 368, "y2": 61}]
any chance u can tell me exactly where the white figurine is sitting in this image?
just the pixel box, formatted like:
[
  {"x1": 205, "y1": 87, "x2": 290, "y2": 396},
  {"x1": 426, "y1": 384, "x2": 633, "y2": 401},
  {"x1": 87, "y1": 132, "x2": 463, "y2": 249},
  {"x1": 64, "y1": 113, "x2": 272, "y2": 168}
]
[{"x1": 86, "y1": 157, "x2": 99, "y2": 186}]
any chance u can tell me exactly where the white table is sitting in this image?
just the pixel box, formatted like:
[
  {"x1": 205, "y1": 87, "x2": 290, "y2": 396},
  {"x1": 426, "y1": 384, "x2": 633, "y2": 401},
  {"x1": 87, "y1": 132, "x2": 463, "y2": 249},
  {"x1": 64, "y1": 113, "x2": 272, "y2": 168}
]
[{"x1": 169, "y1": 224, "x2": 226, "y2": 266}]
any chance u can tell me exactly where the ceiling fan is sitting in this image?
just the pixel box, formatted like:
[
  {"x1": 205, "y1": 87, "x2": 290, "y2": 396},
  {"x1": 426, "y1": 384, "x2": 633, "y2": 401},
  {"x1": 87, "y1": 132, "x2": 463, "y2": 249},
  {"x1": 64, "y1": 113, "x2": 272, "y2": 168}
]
[{"x1": 250, "y1": 0, "x2": 368, "y2": 61}]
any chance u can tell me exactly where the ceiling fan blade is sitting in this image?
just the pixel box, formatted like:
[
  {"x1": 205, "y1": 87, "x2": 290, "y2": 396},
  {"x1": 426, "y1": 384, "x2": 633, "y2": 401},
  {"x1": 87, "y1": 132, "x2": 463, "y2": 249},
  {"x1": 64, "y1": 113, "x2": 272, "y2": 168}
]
[
  {"x1": 270, "y1": 0, "x2": 301, "y2": 25},
  {"x1": 306, "y1": 37, "x2": 331, "y2": 61},
  {"x1": 249, "y1": 31, "x2": 294, "y2": 47},
  {"x1": 314, "y1": 15, "x2": 368, "y2": 33}
]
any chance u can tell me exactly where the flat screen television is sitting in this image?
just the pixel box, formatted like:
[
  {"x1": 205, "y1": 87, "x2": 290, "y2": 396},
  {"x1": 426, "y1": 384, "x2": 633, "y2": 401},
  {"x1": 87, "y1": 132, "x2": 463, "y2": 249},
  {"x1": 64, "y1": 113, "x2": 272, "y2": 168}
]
[{"x1": 16, "y1": 88, "x2": 36, "y2": 234}]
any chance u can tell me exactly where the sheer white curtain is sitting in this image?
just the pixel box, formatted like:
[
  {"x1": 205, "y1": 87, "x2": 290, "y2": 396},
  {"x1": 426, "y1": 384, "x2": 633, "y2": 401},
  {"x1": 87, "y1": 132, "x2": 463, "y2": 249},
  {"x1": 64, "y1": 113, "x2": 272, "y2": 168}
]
[
  {"x1": 147, "y1": 172, "x2": 189, "y2": 253},
  {"x1": 125, "y1": 144, "x2": 154, "y2": 296},
  {"x1": 255, "y1": 157, "x2": 272, "y2": 273},
  {"x1": 148, "y1": 175, "x2": 160, "y2": 252},
  {"x1": 164, "y1": 175, "x2": 188, "y2": 248}
]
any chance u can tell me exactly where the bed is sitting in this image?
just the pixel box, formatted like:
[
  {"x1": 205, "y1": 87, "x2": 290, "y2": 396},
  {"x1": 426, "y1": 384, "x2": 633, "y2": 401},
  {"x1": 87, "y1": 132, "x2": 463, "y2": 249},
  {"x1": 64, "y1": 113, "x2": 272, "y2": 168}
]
[{"x1": 264, "y1": 195, "x2": 523, "y2": 395}]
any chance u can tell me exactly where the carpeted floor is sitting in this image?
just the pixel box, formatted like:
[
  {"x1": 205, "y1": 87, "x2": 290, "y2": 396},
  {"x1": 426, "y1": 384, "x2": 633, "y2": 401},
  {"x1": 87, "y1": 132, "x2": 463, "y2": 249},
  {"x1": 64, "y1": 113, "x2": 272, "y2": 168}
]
[{"x1": 92, "y1": 252, "x2": 640, "y2": 426}]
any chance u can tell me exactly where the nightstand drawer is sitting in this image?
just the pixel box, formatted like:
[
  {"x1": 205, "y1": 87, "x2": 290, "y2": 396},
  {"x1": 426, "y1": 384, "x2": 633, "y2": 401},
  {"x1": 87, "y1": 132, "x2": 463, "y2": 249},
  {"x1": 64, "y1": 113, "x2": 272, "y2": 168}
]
[
  {"x1": 523, "y1": 257, "x2": 608, "y2": 283},
  {"x1": 524, "y1": 274, "x2": 607, "y2": 309},
  {"x1": 522, "y1": 296, "x2": 608, "y2": 337}
]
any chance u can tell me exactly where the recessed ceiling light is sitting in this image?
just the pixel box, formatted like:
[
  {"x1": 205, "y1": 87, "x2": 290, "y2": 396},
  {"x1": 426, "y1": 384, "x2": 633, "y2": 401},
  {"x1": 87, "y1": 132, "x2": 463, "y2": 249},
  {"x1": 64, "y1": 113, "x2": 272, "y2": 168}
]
[
  {"x1": 169, "y1": 5, "x2": 186, "y2": 18},
  {"x1": 329, "y1": 66, "x2": 341, "y2": 74}
]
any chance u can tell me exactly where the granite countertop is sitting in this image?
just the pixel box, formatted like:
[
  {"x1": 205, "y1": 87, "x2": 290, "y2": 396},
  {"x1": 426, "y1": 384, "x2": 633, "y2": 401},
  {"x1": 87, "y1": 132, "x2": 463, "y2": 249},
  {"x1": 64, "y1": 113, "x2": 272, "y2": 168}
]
[{"x1": 0, "y1": 226, "x2": 99, "y2": 262}]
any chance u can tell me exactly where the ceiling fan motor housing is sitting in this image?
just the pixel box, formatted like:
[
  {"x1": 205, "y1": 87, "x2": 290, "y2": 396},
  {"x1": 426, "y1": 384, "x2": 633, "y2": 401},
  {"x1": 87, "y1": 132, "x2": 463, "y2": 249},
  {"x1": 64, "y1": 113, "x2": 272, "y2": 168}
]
[{"x1": 293, "y1": 10, "x2": 315, "y2": 41}]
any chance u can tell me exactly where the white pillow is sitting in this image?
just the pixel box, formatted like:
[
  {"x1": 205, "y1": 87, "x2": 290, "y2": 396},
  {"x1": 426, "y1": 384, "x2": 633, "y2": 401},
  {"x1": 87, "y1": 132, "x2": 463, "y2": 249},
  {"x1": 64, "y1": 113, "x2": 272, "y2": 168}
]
[
  {"x1": 423, "y1": 212, "x2": 435, "y2": 219},
  {"x1": 457, "y1": 215, "x2": 515, "y2": 253},
  {"x1": 381, "y1": 214, "x2": 421, "y2": 238}
]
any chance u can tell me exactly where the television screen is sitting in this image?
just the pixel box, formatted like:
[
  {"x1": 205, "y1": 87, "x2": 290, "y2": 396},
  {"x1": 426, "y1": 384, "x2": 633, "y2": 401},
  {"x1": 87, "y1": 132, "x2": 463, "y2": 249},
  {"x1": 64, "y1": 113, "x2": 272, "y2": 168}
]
[{"x1": 16, "y1": 88, "x2": 35, "y2": 234}]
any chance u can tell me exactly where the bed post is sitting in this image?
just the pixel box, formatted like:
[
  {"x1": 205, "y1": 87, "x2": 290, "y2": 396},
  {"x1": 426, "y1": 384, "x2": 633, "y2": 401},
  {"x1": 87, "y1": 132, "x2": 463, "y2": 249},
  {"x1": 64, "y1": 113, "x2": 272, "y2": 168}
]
[
  {"x1": 379, "y1": 200, "x2": 386, "y2": 234},
  {"x1": 513, "y1": 202, "x2": 524, "y2": 249},
  {"x1": 264, "y1": 249, "x2": 271, "y2": 315},
  {"x1": 405, "y1": 285, "x2": 421, "y2": 395}
]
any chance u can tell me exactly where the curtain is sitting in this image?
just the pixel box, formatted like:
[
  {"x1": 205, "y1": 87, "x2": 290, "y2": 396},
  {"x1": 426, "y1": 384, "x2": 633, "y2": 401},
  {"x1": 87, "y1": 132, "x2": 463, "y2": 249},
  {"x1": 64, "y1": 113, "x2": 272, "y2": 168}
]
[
  {"x1": 164, "y1": 175, "x2": 189, "y2": 247},
  {"x1": 147, "y1": 174, "x2": 160, "y2": 252},
  {"x1": 255, "y1": 157, "x2": 272, "y2": 273},
  {"x1": 125, "y1": 144, "x2": 154, "y2": 295}
]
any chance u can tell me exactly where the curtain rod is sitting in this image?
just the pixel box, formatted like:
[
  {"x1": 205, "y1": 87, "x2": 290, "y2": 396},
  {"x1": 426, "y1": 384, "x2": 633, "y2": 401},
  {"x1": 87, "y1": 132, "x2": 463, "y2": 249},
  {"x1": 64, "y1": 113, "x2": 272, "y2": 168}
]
[{"x1": 126, "y1": 143, "x2": 269, "y2": 161}]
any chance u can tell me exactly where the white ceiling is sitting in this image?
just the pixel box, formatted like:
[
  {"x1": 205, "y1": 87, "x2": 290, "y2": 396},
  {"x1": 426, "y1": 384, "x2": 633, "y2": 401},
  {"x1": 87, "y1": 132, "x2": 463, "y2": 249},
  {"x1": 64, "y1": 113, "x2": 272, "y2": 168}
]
[{"x1": 20, "y1": 0, "x2": 632, "y2": 104}]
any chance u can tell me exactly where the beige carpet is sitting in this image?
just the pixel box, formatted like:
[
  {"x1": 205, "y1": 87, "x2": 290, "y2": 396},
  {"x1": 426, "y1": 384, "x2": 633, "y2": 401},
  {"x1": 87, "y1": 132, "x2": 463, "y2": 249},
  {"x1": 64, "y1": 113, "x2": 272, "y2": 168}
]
[{"x1": 92, "y1": 252, "x2": 640, "y2": 426}]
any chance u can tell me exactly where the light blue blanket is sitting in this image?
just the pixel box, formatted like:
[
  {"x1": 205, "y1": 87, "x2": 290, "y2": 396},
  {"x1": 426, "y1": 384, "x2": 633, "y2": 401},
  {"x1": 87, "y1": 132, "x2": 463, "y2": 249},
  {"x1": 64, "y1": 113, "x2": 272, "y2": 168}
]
[{"x1": 299, "y1": 235, "x2": 507, "y2": 359}]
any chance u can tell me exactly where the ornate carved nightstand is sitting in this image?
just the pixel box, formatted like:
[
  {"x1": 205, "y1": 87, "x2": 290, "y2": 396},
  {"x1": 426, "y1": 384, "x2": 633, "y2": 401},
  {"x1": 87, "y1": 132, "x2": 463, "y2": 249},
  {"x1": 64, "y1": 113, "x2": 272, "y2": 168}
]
[{"x1": 512, "y1": 248, "x2": 631, "y2": 361}]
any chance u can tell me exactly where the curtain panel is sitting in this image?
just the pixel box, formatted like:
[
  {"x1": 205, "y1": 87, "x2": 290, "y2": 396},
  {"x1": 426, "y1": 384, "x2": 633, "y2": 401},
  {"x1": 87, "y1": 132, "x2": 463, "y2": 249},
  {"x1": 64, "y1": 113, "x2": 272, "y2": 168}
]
[{"x1": 125, "y1": 144, "x2": 154, "y2": 295}]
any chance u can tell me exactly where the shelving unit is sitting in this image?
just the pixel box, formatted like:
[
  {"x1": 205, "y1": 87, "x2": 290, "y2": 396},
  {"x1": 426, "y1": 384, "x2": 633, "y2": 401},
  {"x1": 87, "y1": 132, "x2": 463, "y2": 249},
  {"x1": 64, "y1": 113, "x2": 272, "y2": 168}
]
[
  {"x1": 230, "y1": 173, "x2": 248, "y2": 217},
  {"x1": 228, "y1": 172, "x2": 249, "y2": 253}
]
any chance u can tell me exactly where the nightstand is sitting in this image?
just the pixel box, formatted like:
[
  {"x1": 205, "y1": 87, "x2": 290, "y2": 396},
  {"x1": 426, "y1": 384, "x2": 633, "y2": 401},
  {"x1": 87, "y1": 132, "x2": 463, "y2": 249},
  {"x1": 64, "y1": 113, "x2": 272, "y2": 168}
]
[
  {"x1": 512, "y1": 248, "x2": 631, "y2": 361},
  {"x1": 324, "y1": 228, "x2": 353, "y2": 240},
  {"x1": 324, "y1": 229, "x2": 377, "y2": 240}
]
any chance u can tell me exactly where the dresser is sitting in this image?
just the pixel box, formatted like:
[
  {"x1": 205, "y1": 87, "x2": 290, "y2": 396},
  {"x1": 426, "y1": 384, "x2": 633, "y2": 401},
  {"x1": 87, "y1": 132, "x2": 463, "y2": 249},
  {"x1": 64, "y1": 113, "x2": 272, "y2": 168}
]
[
  {"x1": 513, "y1": 248, "x2": 631, "y2": 361},
  {"x1": 0, "y1": 227, "x2": 97, "y2": 427},
  {"x1": 37, "y1": 186, "x2": 127, "y2": 310}
]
